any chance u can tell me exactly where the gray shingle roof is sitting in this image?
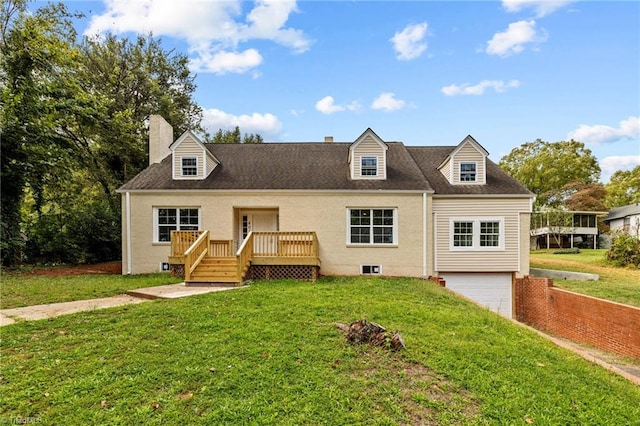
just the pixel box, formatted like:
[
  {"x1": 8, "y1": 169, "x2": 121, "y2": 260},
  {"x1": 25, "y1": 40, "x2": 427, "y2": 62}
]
[
  {"x1": 604, "y1": 203, "x2": 640, "y2": 222},
  {"x1": 119, "y1": 141, "x2": 532, "y2": 196},
  {"x1": 407, "y1": 147, "x2": 533, "y2": 195}
]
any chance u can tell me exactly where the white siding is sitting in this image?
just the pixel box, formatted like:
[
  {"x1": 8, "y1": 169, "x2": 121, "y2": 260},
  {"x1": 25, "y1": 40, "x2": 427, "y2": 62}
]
[
  {"x1": 434, "y1": 197, "x2": 530, "y2": 273},
  {"x1": 610, "y1": 214, "x2": 640, "y2": 235},
  {"x1": 205, "y1": 150, "x2": 218, "y2": 177},
  {"x1": 351, "y1": 136, "x2": 386, "y2": 179},
  {"x1": 173, "y1": 135, "x2": 204, "y2": 179},
  {"x1": 452, "y1": 143, "x2": 485, "y2": 184},
  {"x1": 439, "y1": 158, "x2": 451, "y2": 182}
]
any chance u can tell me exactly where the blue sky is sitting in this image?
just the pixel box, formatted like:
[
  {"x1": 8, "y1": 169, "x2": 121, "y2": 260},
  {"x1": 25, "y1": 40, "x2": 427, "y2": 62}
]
[{"x1": 55, "y1": 1, "x2": 639, "y2": 181}]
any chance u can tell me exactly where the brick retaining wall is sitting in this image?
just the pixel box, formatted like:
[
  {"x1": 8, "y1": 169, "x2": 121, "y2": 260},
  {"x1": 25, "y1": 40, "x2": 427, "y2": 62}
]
[{"x1": 515, "y1": 276, "x2": 640, "y2": 359}]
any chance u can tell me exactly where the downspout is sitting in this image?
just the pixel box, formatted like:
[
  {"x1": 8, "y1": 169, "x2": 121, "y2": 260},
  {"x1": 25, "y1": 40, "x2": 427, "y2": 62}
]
[
  {"x1": 125, "y1": 191, "x2": 132, "y2": 275},
  {"x1": 423, "y1": 192, "x2": 427, "y2": 277}
]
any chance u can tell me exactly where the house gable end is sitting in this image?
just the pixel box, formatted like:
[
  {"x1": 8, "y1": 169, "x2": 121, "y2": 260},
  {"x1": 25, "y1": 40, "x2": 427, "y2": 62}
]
[
  {"x1": 349, "y1": 128, "x2": 389, "y2": 180},
  {"x1": 170, "y1": 131, "x2": 219, "y2": 180},
  {"x1": 440, "y1": 135, "x2": 488, "y2": 185}
]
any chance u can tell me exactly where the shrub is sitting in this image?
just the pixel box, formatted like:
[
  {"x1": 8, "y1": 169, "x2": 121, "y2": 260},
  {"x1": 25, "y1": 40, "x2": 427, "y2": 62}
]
[
  {"x1": 553, "y1": 248, "x2": 580, "y2": 254},
  {"x1": 606, "y1": 231, "x2": 640, "y2": 268}
]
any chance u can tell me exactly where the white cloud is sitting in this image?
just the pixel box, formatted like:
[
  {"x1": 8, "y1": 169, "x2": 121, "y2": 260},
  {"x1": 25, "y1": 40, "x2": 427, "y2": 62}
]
[
  {"x1": 441, "y1": 80, "x2": 520, "y2": 96},
  {"x1": 189, "y1": 48, "x2": 263, "y2": 75},
  {"x1": 502, "y1": 0, "x2": 575, "y2": 17},
  {"x1": 390, "y1": 22, "x2": 428, "y2": 60},
  {"x1": 568, "y1": 116, "x2": 640, "y2": 145},
  {"x1": 600, "y1": 155, "x2": 640, "y2": 181},
  {"x1": 202, "y1": 108, "x2": 282, "y2": 137},
  {"x1": 315, "y1": 96, "x2": 360, "y2": 114},
  {"x1": 486, "y1": 20, "x2": 546, "y2": 57},
  {"x1": 84, "y1": 0, "x2": 311, "y2": 75},
  {"x1": 371, "y1": 92, "x2": 408, "y2": 111}
]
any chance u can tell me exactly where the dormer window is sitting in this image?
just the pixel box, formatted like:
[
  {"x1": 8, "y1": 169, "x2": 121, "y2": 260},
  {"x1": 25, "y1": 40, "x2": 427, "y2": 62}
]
[
  {"x1": 181, "y1": 157, "x2": 197, "y2": 176},
  {"x1": 349, "y1": 128, "x2": 388, "y2": 180},
  {"x1": 361, "y1": 157, "x2": 378, "y2": 176},
  {"x1": 460, "y1": 162, "x2": 477, "y2": 182}
]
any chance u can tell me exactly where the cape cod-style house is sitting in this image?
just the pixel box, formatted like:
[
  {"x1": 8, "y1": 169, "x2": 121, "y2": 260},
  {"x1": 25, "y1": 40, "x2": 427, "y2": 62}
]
[{"x1": 118, "y1": 115, "x2": 534, "y2": 318}]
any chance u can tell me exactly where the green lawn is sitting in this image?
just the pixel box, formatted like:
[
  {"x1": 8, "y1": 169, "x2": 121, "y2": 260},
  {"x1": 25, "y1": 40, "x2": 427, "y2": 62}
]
[
  {"x1": 530, "y1": 249, "x2": 640, "y2": 307},
  {"x1": 1, "y1": 277, "x2": 639, "y2": 425},
  {"x1": 0, "y1": 273, "x2": 182, "y2": 309}
]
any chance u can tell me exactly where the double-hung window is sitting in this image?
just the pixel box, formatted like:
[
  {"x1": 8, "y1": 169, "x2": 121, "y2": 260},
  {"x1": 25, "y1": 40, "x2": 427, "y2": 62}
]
[
  {"x1": 361, "y1": 157, "x2": 378, "y2": 176},
  {"x1": 155, "y1": 208, "x2": 200, "y2": 242},
  {"x1": 460, "y1": 162, "x2": 476, "y2": 182},
  {"x1": 453, "y1": 221, "x2": 474, "y2": 247},
  {"x1": 451, "y1": 218, "x2": 503, "y2": 250},
  {"x1": 181, "y1": 157, "x2": 198, "y2": 177},
  {"x1": 348, "y1": 208, "x2": 396, "y2": 245},
  {"x1": 480, "y1": 221, "x2": 500, "y2": 247}
]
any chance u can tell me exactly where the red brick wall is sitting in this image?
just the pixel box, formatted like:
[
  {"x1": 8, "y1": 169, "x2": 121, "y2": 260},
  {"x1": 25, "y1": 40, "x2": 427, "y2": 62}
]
[{"x1": 515, "y1": 276, "x2": 640, "y2": 359}]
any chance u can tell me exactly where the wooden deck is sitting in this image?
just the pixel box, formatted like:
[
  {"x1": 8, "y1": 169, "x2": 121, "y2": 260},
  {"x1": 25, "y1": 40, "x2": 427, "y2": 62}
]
[{"x1": 169, "y1": 231, "x2": 320, "y2": 285}]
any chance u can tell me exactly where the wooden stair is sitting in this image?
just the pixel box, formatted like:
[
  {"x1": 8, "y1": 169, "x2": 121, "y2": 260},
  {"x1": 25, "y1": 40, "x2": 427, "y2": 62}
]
[{"x1": 188, "y1": 256, "x2": 240, "y2": 285}]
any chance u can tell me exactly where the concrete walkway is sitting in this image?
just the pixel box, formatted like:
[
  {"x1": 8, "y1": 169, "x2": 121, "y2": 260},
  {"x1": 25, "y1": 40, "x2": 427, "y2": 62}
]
[{"x1": 0, "y1": 283, "x2": 236, "y2": 326}]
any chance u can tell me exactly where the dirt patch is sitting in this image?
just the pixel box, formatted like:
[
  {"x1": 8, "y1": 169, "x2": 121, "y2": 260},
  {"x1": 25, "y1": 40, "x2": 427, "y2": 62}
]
[
  {"x1": 350, "y1": 351, "x2": 480, "y2": 425},
  {"x1": 19, "y1": 261, "x2": 122, "y2": 277}
]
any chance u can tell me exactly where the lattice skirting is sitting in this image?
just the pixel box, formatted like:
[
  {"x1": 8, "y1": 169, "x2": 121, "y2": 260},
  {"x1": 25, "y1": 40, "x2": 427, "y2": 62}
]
[
  {"x1": 247, "y1": 265, "x2": 319, "y2": 281},
  {"x1": 170, "y1": 264, "x2": 185, "y2": 278}
]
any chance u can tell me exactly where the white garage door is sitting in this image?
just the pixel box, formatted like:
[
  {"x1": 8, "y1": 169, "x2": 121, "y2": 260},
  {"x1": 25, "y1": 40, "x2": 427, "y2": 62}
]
[{"x1": 440, "y1": 273, "x2": 513, "y2": 318}]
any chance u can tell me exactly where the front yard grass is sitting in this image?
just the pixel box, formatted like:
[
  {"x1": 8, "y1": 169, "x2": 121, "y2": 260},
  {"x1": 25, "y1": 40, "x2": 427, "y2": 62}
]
[
  {"x1": 0, "y1": 273, "x2": 182, "y2": 309},
  {"x1": 1, "y1": 277, "x2": 639, "y2": 424},
  {"x1": 530, "y1": 249, "x2": 640, "y2": 308}
]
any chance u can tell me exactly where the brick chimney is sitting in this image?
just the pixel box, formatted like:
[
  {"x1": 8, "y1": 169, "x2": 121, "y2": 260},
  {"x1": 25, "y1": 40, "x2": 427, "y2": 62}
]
[
  {"x1": 149, "y1": 115, "x2": 173, "y2": 165},
  {"x1": 324, "y1": 136, "x2": 334, "y2": 143}
]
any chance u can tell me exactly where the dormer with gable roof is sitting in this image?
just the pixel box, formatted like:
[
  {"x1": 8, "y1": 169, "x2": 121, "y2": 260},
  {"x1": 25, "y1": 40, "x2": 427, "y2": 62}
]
[
  {"x1": 170, "y1": 131, "x2": 220, "y2": 180},
  {"x1": 349, "y1": 128, "x2": 388, "y2": 180},
  {"x1": 437, "y1": 135, "x2": 488, "y2": 185}
]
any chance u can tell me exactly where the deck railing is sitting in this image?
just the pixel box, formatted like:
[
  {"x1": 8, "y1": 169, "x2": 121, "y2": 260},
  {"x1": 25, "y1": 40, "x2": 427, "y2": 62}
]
[
  {"x1": 171, "y1": 230, "x2": 204, "y2": 256},
  {"x1": 184, "y1": 230, "x2": 210, "y2": 282},
  {"x1": 253, "y1": 231, "x2": 318, "y2": 257},
  {"x1": 171, "y1": 230, "x2": 319, "y2": 282},
  {"x1": 236, "y1": 232, "x2": 254, "y2": 281},
  {"x1": 210, "y1": 240, "x2": 234, "y2": 257}
]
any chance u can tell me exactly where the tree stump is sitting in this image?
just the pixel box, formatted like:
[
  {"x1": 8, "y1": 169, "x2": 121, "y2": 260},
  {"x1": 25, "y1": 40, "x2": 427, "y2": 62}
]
[{"x1": 336, "y1": 319, "x2": 405, "y2": 351}]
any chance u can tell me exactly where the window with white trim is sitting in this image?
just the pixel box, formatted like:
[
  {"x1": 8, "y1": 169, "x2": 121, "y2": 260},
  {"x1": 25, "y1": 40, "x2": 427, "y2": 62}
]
[
  {"x1": 348, "y1": 208, "x2": 396, "y2": 245},
  {"x1": 451, "y1": 218, "x2": 503, "y2": 250},
  {"x1": 480, "y1": 221, "x2": 500, "y2": 247},
  {"x1": 361, "y1": 157, "x2": 378, "y2": 176},
  {"x1": 453, "y1": 221, "x2": 473, "y2": 247},
  {"x1": 181, "y1": 157, "x2": 197, "y2": 176},
  {"x1": 155, "y1": 208, "x2": 200, "y2": 242},
  {"x1": 460, "y1": 162, "x2": 476, "y2": 182}
]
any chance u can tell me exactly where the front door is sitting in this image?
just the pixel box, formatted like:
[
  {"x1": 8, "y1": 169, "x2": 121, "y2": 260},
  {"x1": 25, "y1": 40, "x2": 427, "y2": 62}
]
[{"x1": 240, "y1": 210, "x2": 279, "y2": 254}]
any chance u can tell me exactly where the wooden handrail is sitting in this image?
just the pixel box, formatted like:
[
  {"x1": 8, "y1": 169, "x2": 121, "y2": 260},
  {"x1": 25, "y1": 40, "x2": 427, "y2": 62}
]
[
  {"x1": 184, "y1": 230, "x2": 210, "y2": 282},
  {"x1": 171, "y1": 230, "x2": 204, "y2": 256},
  {"x1": 236, "y1": 232, "x2": 254, "y2": 282}
]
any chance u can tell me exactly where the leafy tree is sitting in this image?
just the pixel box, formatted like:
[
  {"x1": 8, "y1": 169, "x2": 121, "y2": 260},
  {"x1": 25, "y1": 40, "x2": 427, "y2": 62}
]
[
  {"x1": 1, "y1": 1, "x2": 203, "y2": 266},
  {"x1": 208, "y1": 126, "x2": 263, "y2": 144},
  {"x1": 604, "y1": 166, "x2": 640, "y2": 208},
  {"x1": 499, "y1": 139, "x2": 601, "y2": 210},
  {"x1": 562, "y1": 182, "x2": 608, "y2": 212},
  {"x1": 56, "y1": 33, "x2": 202, "y2": 211},
  {"x1": 1, "y1": 0, "x2": 79, "y2": 265}
]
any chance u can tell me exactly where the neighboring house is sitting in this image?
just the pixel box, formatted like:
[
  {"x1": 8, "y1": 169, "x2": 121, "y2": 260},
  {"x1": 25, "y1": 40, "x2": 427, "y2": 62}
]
[
  {"x1": 604, "y1": 203, "x2": 640, "y2": 236},
  {"x1": 118, "y1": 115, "x2": 533, "y2": 318},
  {"x1": 530, "y1": 210, "x2": 608, "y2": 249}
]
